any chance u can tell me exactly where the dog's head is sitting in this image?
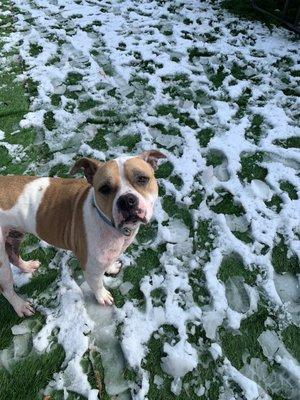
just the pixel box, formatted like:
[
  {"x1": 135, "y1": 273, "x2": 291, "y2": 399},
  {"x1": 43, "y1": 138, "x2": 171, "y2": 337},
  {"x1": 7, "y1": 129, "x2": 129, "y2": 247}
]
[{"x1": 70, "y1": 151, "x2": 166, "y2": 234}]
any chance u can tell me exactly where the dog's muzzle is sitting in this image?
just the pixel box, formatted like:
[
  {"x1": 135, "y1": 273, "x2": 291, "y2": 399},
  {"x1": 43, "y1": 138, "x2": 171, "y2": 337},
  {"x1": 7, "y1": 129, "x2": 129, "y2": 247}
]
[
  {"x1": 93, "y1": 192, "x2": 146, "y2": 236},
  {"x1": 116, "y1": 193, "x2": 147, "y2": 229}
]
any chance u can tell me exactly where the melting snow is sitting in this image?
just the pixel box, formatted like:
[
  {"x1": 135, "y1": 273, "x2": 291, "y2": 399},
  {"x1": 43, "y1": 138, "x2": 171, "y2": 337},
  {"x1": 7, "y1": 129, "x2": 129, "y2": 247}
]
[{"x1": 1, "y1": 0, "x2": 299, "y2": 398}]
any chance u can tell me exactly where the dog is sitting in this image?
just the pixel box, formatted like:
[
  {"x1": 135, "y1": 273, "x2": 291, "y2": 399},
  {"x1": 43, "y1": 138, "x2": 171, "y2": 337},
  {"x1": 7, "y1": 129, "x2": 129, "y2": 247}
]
[{"x1": 0, "y1": 150, "x2": 165, "y2": 317}]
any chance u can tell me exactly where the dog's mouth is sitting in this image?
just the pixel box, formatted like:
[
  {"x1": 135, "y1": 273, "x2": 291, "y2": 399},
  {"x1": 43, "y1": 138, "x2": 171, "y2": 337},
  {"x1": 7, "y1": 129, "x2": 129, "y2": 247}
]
[
  {"x1": 120, "y1": 213, "x2": 147, "y2": 226},
  {"x1": 118, "y1": 215, "x2": 147, "y2": 236},
  {"x1": 117, "y1": 212, "x2": 147, "y2": 235}
]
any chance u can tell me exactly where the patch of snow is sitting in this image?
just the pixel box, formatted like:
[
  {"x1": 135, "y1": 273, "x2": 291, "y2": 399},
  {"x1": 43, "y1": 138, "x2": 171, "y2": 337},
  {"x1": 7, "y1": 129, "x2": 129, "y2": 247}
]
[
  {"x1": 258, "y1": 330, "x2": 300, "y2": 380},
  {"x1": 161, "y1": 341, "x2": 198, "y2": 378},
  {"x1": 82, "y1": 282, "x2": 130, "y2": 398},
  {"x1": 34, "y1": 253, "x2": 98, "y2": 400},
  {"x1": 11, "y1": 320, "x2": 31, "y2": 335}
]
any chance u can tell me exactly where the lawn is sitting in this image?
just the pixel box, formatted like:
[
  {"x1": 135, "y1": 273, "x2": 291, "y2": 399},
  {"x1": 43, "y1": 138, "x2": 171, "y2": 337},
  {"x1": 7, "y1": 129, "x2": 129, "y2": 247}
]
[{"x1": 0, "y1": 0, "x2": 299, "y2": 399}]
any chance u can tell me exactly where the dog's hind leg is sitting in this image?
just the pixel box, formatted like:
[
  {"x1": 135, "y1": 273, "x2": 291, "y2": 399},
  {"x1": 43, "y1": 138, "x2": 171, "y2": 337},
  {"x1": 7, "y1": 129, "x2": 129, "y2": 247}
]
[
  {"x1": 5, "y1": 230, "x2": 40, "y2": 273},
  {"x1": 0, "y1": 228, "x2": 34, "y2": 317}
]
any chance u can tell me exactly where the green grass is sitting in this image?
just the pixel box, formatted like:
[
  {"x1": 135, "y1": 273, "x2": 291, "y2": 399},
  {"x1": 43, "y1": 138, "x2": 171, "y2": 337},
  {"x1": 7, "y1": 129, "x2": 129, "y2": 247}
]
[
  {"x1": 86, "y1": 128, "x2": 108, "y2": 151},
  {"x1": 0, "y1": 70, "x2": 33, "y2": 135},
  {"x1": 188, "y1": 47, "x2": 214, "y2": 61},
  {"x1": 29, "y1": 43, "x2": 43, "y2": 57},
  {"x1": 0, "y1": 345, "x2": 65, "y2": 400},
  {"x1": 265, "y1": 194, "x2": 282, "y2": 213},
  {"x1": 162, "y1": 195, "x2": 193, "y2": 229},
  {"x1": 220, "y1": 306, "x2": 269, "y2": 370},
  {"x1": 282, "y1": 325, "x2": 300, "y2": 361},
  {"x1": 66, "y1": 72, "x2": 83, "y2": 85},
  {"x1": 232, "y1": 230, "x2": 253, "y2": 244},
  {"x1": 231, "y1": 62, "x2": 247, "y2": 80},
  {"x1": 272, "y1": 234, "x2": 299, "y2": 275},
  {"x1": 78, "y1": 98, "x2": 100, "y2": 112},
  {"x1": 196, "y1": 128, "x2": 215, "y2": 147},
  {"x1": 49, "y1": 163, "x2": 70, "y2": 178},
  {"x1": 236, "y1": 88, "x2": 252, "y2": 118},
  {"x1": 189, "y1": 268, "x2": 210, "y2": 307},
  {"x1": 273, "y1": 137, "x2": 300, "y2": 149},
  {"x1": 209, "y1": 65, "x2": 227, "y2": 88},
  {"x1": 0, "y1": 6, "x2": 55, "y2": 174},
  {"x1": 141, "y1": 324, "x2": 221, "y2": 400},
  {"x1": 114, "y1": 134, "x2": 141, "y2": 151},
  {"x1": 156, "y1": 161, "x2": 174, "y2": 178},
  {"x1": 280, "y1": 181, "x2": 298, "y2": 200},
  {"x1": 44, "y1": 111, "x2": 56, "y2": 131},
  {"x1": 155, "y1": 104, "x2": 198, "y2": 129},
  {"x1": 113, "y1": 248, "x2": 163, "y2": 307},
  {"x1": 206, "y1": 150, "x2": 225, "y2": 167},
  {"x1": 209, "y1": 190, "x2": 245, "y2": 216},
  {"x1": 238, "y1": 152, "x2": 268, "y2": 182},
  {"x1": 0, "y1": 295, "x2": 28, "y2": 350},
  {"x1": 137, "y1": 221, "x2": 158, "y2": 245},
  {"x1": 245, "y1": 114, "x2": 264, "y2": 144},
  {"x1": 218, "y1": 253, "x2": 257, "y2": 286}
]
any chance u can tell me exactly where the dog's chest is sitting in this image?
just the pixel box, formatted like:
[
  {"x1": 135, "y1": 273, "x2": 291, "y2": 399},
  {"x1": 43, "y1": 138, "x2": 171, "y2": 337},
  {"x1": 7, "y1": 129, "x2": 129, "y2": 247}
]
[{"x1": 89, "y1": 224, "x2": 133, "y2": 266}]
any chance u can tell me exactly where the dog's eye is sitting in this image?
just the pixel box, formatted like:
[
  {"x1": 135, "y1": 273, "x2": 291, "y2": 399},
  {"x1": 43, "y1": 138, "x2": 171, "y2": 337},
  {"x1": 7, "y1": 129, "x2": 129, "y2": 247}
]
[
  {"x1": 137, "y1": 175, "x2": 149, "y2": 185},
  {"x1": 99, "y1": 184, "x2": 111, "y2": 195}
]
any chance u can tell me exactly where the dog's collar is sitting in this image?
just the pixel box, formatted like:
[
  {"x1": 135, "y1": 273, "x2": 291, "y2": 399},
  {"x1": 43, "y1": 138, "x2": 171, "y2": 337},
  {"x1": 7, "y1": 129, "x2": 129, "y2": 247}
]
[{"x1": 92, "y1": 192, "x2": 134, "y2": 236}]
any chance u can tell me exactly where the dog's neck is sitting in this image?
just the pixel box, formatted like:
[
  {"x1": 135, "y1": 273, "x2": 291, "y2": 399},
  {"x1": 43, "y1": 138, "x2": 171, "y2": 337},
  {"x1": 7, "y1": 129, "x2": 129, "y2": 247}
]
[{"x1": 92, "y1": 190, "x2": 115, "y2": 229}]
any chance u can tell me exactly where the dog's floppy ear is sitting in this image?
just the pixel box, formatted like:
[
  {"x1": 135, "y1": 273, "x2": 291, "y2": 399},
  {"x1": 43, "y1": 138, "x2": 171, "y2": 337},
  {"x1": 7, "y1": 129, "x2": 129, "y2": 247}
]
[
  {"x1": 70, "y1": 157, "x2": 103, "y2": 184},
  {"x1": 138, "y1": 150, "x2": 166, "y2": 170}
]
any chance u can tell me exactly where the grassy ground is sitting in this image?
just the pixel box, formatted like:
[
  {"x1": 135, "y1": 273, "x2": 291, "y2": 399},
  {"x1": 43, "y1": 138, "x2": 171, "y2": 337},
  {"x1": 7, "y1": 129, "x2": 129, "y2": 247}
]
[
  {"x1": 0, "y1": 0, "x2": 300, "y2": 399},
  {"x1": 0, "y1": 2, "x2": 67, "y2": 398}
]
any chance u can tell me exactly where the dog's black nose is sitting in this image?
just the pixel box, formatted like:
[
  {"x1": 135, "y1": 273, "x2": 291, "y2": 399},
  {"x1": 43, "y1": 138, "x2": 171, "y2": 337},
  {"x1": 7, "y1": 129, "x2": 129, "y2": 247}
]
[{"x1": 117, "y1": 193, "x2": 138, "y2": 211}]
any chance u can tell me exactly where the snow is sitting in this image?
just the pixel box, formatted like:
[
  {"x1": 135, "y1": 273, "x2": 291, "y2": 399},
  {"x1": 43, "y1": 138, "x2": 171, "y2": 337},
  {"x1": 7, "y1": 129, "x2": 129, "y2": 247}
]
[
  {"x1": 258, "y1": 330, "x2": 300, "y2": 378},
  {"x1": 225, "y1": 276, "x2": 251, "y2": 313},
  {"x1": 161, "y1": 341, "x2": 198, "y2": 378},
  {"x1": 209, "y1": 342, "x2": 222, "y2": 360},
  {"x1": 160, "y1": 219, "x2": 190, "y2": 243},
  {"x1": 33, "y1": 253, "x2": 98, "y2": 400},
  {"x1": 242, "y1": 357, "x2": 300, "y2": 399},
  {"x1": 1, "y1": 0, "x2": 300, "y2": 398},
  {"x1": 11, "y1": 320, "x2": 31, "y2": 335},
  {"x1": 82, "y1": 282, "x2": 130, "y2": 398},
  {"x1": 223, "y1": 360, "x2": 268, "y2": 400},
  {"x1": 11, "y1": 264, "x2": 33, "y2": 287}
]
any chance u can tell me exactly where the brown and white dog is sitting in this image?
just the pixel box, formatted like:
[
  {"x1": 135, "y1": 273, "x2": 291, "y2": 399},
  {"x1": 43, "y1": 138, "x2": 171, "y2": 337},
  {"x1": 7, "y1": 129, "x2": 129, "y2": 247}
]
[{"x1": 0, "y1": 150, "x2": 165, "y2": 317}]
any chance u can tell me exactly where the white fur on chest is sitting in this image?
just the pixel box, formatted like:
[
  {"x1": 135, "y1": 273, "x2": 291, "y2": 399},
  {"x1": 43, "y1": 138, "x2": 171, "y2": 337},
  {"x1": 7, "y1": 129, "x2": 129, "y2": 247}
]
[
  {"x1": 0, "y1": 178, "x2": 50, "y2": 234},
  {"x1": 83, "y1": 189, "x2": 136, "y2": 267}
]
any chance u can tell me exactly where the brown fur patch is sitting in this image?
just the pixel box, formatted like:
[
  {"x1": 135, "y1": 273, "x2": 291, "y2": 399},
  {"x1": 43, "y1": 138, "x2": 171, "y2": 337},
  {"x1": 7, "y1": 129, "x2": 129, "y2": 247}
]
[
  {"x1": 36, "y1": 178, "x2": 90, "y2": 268},
  {"x1": 0, "y1": 176, "x2": 37, "y2": 210},
  {"x1": 124, "y1": 157, "x2": 158, "y2": 198},
  {"x1": 93, "y1": 160, "x2": 121, "y2": 220}
]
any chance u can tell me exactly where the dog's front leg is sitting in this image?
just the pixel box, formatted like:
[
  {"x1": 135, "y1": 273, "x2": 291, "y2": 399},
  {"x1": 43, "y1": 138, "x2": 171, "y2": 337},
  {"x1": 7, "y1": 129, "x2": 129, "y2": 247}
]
[{"x1": 84, "y1": 258, "x2": 114, "y2": 306}]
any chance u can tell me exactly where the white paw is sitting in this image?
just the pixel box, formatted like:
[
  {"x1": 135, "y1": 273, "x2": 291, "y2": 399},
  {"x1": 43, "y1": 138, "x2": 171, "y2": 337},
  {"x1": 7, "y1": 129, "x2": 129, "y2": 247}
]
[
  {"x1": 95, "y1": 287, "x2": 114, "y2": 306},
  {"x1": 19, "y1": 260, "x2": 40, "y2": 273},
  {"x1": 105, "y1": 260, "x2": 122, "y2": 275},
  {"x1": 13, "y1": 298, "x2": 35, "y2": 318}
]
